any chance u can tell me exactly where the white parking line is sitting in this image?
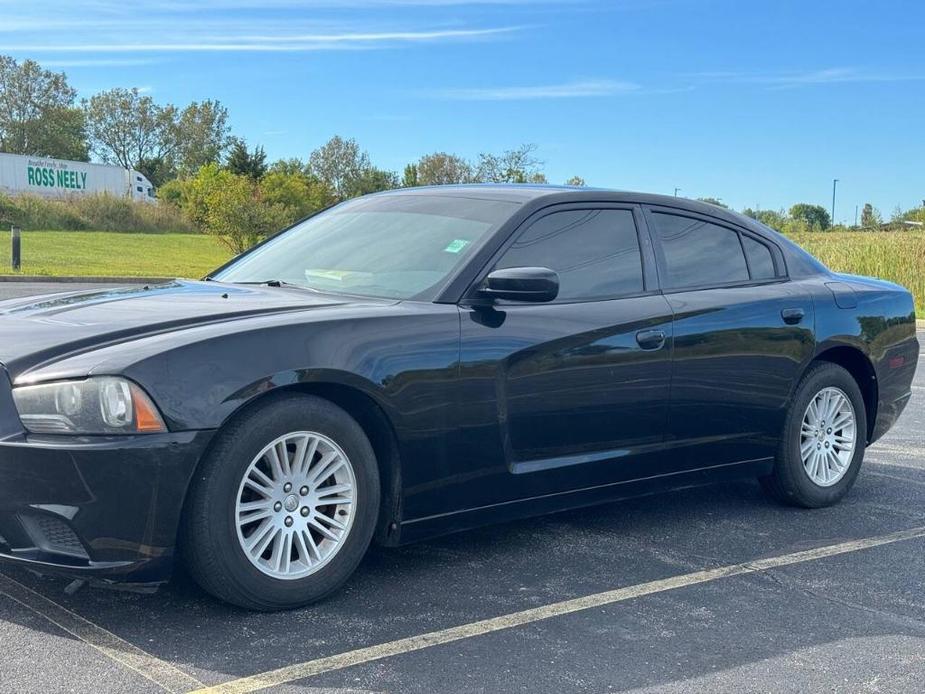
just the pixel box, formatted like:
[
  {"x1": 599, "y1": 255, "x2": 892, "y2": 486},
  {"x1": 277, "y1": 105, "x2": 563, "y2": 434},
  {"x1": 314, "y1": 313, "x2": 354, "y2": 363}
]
[
  {"x1": 0, "y1": 572, "x2": 204, "y2": 693},
  {"x1": 191, "y1": 526, "x2": 925, "y2": 694}
]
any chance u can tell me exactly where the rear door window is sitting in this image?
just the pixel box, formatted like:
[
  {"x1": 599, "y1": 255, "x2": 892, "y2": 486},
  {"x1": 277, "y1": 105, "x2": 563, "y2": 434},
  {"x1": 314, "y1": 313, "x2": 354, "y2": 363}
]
[{"x1": 651, "y1": 213, "x2": 749, "y2": 289}]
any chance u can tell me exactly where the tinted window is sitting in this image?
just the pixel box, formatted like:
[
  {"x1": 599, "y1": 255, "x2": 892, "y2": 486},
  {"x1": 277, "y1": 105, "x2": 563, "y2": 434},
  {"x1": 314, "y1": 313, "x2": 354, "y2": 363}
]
[
  {"x1": 652, "y1": 213, "x2": 748, "y2": 288},
  {"x1": 496, "y1": 209, "x2": 643, "y2": 302},
  {"x1": 742, "y1": 235, "x2": 776, "y2": 279}
]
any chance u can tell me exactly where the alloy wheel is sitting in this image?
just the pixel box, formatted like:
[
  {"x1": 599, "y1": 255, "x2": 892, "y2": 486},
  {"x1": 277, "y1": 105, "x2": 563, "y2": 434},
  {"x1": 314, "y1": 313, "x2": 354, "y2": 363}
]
[
  {"x1": 799, "y1": 386, "x2": 856, "y2": 487},
  {"x1": 234, "y1": 431, "x2": 356, "y2": 579}
]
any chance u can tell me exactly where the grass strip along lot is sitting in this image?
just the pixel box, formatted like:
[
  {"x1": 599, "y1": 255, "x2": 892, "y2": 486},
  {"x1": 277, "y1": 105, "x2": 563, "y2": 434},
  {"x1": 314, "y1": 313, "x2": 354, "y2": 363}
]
[
  {"x1": 0, "y1": 231, "x2": 230, "y2": 279},
  {"x1": 0, "y1": 229, "x2": 922, "y2": 315}
]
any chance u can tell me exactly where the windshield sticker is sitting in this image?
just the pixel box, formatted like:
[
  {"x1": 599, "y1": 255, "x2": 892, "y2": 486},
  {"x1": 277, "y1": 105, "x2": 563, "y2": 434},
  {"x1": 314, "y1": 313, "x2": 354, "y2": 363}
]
[{"x1": 444, "y1": 239, "x2": 471, "y2": 254}]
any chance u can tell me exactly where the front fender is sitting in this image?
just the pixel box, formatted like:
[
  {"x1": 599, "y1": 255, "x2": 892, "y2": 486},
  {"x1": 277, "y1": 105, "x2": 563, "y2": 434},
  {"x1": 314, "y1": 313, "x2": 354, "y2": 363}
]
[{"x1": 14, "y1": 303, "x2": 462, "y2": 433}]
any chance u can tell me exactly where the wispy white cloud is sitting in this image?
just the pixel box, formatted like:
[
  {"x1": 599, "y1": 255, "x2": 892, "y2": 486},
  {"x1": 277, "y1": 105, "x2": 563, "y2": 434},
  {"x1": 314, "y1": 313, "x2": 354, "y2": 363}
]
[
  {"x1": 38, "y1": 58, "x2": 164, "y2": 68},
  {"x1": 3, "y1": 27, "x2": 520, "y2": 53},
  {"x1": 141, "y1": 0, "x2": 575, "y2": 7},
  {"x1": 435, "y1": 79, "x2": 639, "y2": 101},
  {"x1": 691, "y1": 67, "x2": 925, "y2": 89}
]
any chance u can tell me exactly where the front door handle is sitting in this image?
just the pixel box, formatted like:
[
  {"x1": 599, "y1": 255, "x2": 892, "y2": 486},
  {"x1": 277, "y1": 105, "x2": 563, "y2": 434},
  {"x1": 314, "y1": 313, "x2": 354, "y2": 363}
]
[
  {"x1": 781, "y1": 308, "x2": 805, "y2": 325},
  {"x1": 636, "y1": 329, "x2": 666, "y2": 350}
]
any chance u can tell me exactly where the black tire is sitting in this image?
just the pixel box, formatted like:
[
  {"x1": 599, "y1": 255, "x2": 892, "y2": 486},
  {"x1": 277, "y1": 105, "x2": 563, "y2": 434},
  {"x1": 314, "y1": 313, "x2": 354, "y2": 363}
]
[
  {"x1": 180, "y1": 394, "x2": 380, "y2": 611},
  {"x1": 760, "y1": 362, "x2": 867, "y2": 508}
]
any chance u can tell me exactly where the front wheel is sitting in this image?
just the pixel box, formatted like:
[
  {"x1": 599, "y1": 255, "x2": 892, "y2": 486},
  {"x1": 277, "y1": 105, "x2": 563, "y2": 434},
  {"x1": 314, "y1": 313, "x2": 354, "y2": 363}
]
[
  {"x1": 181, "y1": 394, "x2": 380, "y2": 610},
  {"x1": 761, "y1": 362, "x2": 867, "y2": 508}
]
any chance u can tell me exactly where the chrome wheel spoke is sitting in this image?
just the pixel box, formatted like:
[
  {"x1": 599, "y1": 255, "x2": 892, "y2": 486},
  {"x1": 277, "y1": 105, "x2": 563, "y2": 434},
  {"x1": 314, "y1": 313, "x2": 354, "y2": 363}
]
[
  {"x1": 308, "y1": 516, "x2": 340, "y2": 541},
  {"x1": 799, "y1": 387, "x2": 856, "y2": 488},
  {"x1": 317, "y1": 513, "x2": 347, "y2": 532},
  {"x1": 235, "y1": 431, "x2": 357, "y2": 580}
]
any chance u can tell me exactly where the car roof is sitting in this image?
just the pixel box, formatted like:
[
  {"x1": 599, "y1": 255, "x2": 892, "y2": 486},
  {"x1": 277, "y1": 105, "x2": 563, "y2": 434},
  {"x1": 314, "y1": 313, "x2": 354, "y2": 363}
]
[{"x1": 373, "y1": 184, "x2": 738, "y2": 218}]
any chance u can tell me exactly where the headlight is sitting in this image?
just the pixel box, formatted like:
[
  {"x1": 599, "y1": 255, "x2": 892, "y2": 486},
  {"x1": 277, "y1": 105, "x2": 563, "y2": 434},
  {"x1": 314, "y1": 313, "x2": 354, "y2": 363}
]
[{"x1": 12, "y1": 377, "x2": 167, "y2": 435}]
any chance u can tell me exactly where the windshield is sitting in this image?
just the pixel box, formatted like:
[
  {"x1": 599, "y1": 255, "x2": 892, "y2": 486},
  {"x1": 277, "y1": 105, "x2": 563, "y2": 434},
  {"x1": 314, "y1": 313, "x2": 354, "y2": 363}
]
[{"x1": 213, "y1": 194, "x2": 519, "y2": 300}]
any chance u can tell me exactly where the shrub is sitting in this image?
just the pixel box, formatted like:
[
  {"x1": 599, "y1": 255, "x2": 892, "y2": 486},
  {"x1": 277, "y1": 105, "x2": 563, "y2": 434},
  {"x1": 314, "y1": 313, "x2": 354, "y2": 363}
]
[{"x1": 204, "y1": 175, "x2": 291, "y2": 254}]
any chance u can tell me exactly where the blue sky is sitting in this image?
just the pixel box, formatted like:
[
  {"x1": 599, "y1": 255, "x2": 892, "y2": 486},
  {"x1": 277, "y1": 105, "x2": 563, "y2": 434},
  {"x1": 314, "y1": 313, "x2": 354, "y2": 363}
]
[{"x1": 2, "y1": 0, "x2": 923, "y2": 221}]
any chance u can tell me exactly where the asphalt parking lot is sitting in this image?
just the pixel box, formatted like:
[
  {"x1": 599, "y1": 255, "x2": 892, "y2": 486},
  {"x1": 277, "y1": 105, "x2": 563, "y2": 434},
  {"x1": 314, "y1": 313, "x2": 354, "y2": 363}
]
[{"x1": 1, "y1": 282, "x2": 923, "y2": 694}]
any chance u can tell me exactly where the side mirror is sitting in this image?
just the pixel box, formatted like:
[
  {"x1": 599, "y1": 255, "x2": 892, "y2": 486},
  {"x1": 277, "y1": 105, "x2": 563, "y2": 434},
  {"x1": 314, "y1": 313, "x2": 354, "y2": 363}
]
[{"x1": 480, "y1": 267, "x2": 559, "y2": 303}]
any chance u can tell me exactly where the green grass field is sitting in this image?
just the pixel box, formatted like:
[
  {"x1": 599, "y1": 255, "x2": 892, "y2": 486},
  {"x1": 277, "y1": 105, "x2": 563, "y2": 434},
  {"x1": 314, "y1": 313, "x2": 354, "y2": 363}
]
[
  {"x1": 0, "y1": 230, "x2": 231, "y2": 278},
  {"x1": 0, "y1": 229, "x2": 922, "y2": 316}
]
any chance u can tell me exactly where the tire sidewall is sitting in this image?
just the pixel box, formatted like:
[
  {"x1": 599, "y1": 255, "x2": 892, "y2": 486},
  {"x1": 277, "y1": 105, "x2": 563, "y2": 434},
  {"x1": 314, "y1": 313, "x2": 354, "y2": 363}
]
[
  {"x1": 782, "y1": 364, "x2": 867, "y2": 507},
  {"x1": 192, "y1": 395, "x2": 379, "y2": 609}
]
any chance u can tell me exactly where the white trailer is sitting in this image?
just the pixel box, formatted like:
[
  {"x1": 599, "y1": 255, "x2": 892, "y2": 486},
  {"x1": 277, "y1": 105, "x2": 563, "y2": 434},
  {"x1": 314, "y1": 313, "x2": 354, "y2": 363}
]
[{"x1": 0, "y1": 153, "x2": 156, "y2": 203}]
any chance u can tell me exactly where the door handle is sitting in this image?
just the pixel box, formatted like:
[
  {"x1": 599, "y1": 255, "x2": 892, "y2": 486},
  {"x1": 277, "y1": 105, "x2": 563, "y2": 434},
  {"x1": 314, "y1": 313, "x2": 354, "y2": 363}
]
[
  {"x1": 781, "y1": 308, "x2": 805, "y2": 325},
  {"x1": 636, "y1": 329, "x2": 666, "y2": 350}
]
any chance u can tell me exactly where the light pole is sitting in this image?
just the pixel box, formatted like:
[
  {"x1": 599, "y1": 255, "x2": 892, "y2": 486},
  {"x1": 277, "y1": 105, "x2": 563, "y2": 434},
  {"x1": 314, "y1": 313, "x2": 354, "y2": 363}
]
[
  {"x1": 674, "y1": 187, "x2": 681, "y2": 197},
  {"x1": 831, "y1": 179, "x2": 839, "y2": 228}
]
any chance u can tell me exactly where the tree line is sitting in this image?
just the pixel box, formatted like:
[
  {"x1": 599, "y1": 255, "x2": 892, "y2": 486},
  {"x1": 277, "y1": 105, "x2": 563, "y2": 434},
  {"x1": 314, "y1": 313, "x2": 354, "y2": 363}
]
[
  {"x1": 0, "y1": 56, "x2": 590, "y2": 250},
  {"x1": 1, "y1": 55, "x2": 921, "y2": 251}
]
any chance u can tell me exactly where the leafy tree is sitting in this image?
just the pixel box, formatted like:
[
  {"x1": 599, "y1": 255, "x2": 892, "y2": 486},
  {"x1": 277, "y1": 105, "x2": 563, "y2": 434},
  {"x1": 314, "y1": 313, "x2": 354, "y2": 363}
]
[
  {"x1": 175, "y1": 100, "x2": 230, "y2": 174},
  {"x1": 743, "y1": 208, "x2": 786, "y2": 230},
  {"x1": 164, "y1": 163, "x2": 237, "y2": 229},
  {"x1": 225, "y1": 139, "x2": 267, "y2": 180},
  {"x1": 475, "y1": 143, "x2": 543, "y2": 183},
  {"x1": 205, "y1": 175, "x2": 290, "y2": 254},
  {"x1": 565, "y1": 176, "x2": 586, "y2": 187},
  {"x1": 415, "y1": 152, "x2": 473, "y2": 186},
  {"x1": 84, "y1": 87, "x2": 178, "y2": 170},
  {"x1": 259, "y1": 171, "x2": 335, "y2": 220},
  {"x1": 789, "y1": 203, "x2": 831, "y2": 230},
  {"x1": 344, "y1": 167, "x2": 398, "y2": 198},
  {"x1": 697, "y1": 197, "x2": 728, "y2": 208},
  {"x1": 402, "y1": 163, "x2": 419, "y2": 188},
  {"x1": 308, "y1": 135, "x2": 371, "y2": 201},
  {"x1": 268, "y1": 158, "x2": 309, "y2": 177},
  {"x1": 26, "y1": 106, "x2": 89, "y2": 161},
  {"x1": 0, "y1": 56, "x2": 87, "y2": 159},
  {"x1": 860, "y1": 203, "x2": 881, "y2": 229},
  {"x1": 135, "y1": 155, "x2": 176, "y2": 188}
]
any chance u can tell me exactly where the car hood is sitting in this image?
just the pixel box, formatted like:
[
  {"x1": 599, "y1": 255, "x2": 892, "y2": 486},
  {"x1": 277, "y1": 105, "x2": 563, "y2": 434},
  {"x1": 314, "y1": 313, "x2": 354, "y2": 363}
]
[{"x1": 0, "y1": 280, "x2": 360, "y2": 374}]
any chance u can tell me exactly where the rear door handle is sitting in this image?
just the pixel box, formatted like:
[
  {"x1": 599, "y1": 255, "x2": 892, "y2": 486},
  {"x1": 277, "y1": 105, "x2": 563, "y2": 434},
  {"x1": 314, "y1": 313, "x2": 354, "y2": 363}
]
[
  {"x1": 781, "y1": 308, "x2": 805, "y2": 325},
  {"x1": 636, "y1": 329, "x2": 666, "y2": 350}
]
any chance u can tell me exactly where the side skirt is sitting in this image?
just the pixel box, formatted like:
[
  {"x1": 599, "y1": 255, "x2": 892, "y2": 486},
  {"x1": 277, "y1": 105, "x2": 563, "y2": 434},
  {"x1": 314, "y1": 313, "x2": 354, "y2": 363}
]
[{"x1": 395, "y1": 457, "x2": 774, "y2": 545}]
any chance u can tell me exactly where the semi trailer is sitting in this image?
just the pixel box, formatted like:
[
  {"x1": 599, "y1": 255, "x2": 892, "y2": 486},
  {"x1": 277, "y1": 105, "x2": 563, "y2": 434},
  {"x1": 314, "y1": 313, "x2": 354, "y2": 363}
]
[{"x1": 0, "y1": 152, "x2": 155, "y2": 203}]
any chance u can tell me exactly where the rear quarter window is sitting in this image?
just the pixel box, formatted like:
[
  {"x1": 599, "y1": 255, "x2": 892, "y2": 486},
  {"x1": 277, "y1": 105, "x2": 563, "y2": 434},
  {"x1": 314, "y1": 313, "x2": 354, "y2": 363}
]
[{"x1": 742, "y1": 235, "x2": 777, "y2": 279}]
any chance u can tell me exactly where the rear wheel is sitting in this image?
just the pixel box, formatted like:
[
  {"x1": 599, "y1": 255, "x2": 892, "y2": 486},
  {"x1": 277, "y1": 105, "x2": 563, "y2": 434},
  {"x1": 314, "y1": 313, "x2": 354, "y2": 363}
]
[
  {"x1": 181, "y1": 394, "x2": 380, "y2": 610},
  {"x1": 760, "y1": 362, "x2": 867, "y2": 508}
]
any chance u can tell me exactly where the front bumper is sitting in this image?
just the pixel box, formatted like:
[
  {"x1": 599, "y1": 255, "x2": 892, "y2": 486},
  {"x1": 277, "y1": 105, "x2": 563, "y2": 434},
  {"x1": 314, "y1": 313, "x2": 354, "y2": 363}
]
[{"x1": 0, "y1": 429, "x2": 214, "y2": 584}]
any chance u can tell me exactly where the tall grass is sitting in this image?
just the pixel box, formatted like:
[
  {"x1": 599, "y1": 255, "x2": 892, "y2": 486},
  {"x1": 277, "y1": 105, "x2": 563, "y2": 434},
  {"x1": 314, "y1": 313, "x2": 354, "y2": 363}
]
[
  {"x1": 787, "y1": 230, "x2": 925, "y2": 316},
  {"x1": 0, "y1": 192, "x2": 194, "y2": 233}
]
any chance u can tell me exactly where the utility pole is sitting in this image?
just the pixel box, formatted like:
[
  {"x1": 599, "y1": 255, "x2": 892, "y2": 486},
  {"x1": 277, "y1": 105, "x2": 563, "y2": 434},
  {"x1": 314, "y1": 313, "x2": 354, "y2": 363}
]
[
  {"x1": 831, "y1": 179, "x2": 839, "y2": 227},
  {"x1": 674, "y1": 187, "x2": 681, "y2": 197}
]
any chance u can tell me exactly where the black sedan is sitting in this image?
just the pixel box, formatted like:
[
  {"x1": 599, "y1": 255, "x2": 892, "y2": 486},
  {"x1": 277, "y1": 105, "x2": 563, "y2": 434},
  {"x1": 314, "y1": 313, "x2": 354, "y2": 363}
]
[{"x1": 0, "y1": 186, "x2": 918, "y2": 610}]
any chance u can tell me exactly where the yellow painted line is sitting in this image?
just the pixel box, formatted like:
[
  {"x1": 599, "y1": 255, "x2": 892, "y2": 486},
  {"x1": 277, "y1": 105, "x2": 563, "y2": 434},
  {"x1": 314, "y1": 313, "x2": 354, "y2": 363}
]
[
  {"x1": 192, "y1": 525, "x2": 925, "y2": 694},
  {"x1": 0, "y1": 572, "x2": 204, "y2": 693}
]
